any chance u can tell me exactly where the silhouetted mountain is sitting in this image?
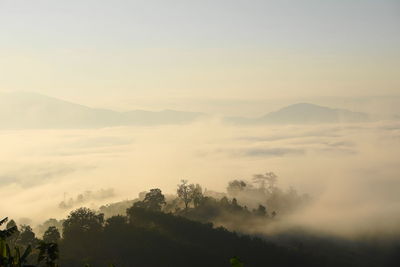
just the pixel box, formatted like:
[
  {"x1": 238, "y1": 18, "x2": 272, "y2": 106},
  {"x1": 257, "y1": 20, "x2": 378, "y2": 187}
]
[
  {"x1": 225, "y1": 103, "x2": 370, "y2": 124},
  {"x1": 0, "y1": 92, "x2": 204, "y2": 129}
]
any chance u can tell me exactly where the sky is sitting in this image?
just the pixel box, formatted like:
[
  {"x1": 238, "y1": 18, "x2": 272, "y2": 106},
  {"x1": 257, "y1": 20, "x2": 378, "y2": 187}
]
[{"x1": 0, "y1": 0, "x2": 399, "y2": 112}]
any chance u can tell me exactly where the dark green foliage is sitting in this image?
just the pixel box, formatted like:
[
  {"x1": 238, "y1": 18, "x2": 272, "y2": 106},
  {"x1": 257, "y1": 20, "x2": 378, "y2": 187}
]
[
  {"x1": 230, "y1": 256, "x2": 244, "y2": 267},
  {"x1": 17, "y1": 226, "x2": 36, "y2": 248},
  {"x1": 61, "y1": 208, "x2": 104, "y2": 266},
  {"x1": 0, "y1": 218, "x2": 18, "y2": 240},
  {"x1": 42, "y1": 227, "x2": 60, "y2": 245},
  {"x1": 62, "y1": 208, "x2": 104, "y2": 239},
  {"x1": 59, "y1": 207, "x2": 309, "y2": 267},
  {"x1": 133, "y1": 188, "x2": 166, "y2": 211},
  {"x1": 37, "y1": 241, "x2": 59, "y2": 267},
  {"x1": 3, "y1": 175, "x2": 400, "y2": 267},
  {"x1": 0, "y1": 218, "x2": 32, "y2": 267},
  {"x1": 37, "y1": 219, "x2": 63, "y2": 238}
]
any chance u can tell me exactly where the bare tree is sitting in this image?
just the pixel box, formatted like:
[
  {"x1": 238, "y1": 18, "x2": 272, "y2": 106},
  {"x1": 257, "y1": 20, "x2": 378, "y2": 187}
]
[
  {"x1": 177, "y1": 180, "x2": 203, "y2": 209},
  {"x1": 253, "y1": 172, "x2": 277, "y2": 191},
  {"x1": 177, "y1": 180, "x2": 192, "y2": 209}
]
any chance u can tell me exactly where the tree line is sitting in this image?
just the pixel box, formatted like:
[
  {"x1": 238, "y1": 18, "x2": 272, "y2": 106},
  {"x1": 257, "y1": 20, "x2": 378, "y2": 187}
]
[{"x1": 2, "y1": 173, "x2": 399, "y2": 266}]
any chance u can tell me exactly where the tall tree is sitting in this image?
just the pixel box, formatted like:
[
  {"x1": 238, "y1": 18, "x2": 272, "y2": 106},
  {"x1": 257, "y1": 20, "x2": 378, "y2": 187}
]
[
  {"x1": 43, "y1": 226, "x2": 61, "y2": 244},
  {"x1": 191, "y1": 184, "x2": 204, "y2": 208},
  {"x1": 62, "y1": 208, "x2": 104, "y2": 240},
  {"x1": 134, "y1": 188, "x2": 166, "y2": 211},
  {"x1": 17, "y1": 225, "x2": 36, "y2": 247},
  {"x1": 177, "y1": 180, "x2": 192, "y2": 209},
  {"x1": 37, "y1": 241, "x2": 59, "y2": 267}
]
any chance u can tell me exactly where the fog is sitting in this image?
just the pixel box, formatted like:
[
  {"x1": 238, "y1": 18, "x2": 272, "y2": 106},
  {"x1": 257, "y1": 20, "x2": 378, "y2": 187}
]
[{"x1": 1, "y1": 118, "x2": 399, "y2": 238}]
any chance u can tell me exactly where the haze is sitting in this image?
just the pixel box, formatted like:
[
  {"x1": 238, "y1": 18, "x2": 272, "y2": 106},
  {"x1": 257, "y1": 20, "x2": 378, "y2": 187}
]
[{"x1": 1, "y1": 0, "x2": 400, "y2": 241}]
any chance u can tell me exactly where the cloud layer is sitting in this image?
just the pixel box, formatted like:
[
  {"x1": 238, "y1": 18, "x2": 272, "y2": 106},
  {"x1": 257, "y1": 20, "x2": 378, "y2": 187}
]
[{"x1": 0, "y1": 119, "x2": 399, "y2": 237}]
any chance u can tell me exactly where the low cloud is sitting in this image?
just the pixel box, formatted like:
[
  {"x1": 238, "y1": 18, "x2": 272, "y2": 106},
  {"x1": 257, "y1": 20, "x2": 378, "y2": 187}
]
[
  {"x1": 243, "y1": 148, "x2": 305, "y2": 157},
  {"x1": 0, "y1": 119, "x2": 399, "y2": 238}
]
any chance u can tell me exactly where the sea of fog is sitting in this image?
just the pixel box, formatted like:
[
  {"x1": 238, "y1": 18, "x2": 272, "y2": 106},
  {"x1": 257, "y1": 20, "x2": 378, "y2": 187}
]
[{"x1": 1, "y1": 119, "x2": 400, "y2": 237}]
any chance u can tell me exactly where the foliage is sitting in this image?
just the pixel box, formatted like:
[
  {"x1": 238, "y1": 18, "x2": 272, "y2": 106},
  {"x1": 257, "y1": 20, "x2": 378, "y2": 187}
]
[
  {"x1": 3, "y1": 174, "x2": 400, "y2": 267},
  {"x1": 133, "y1": 188, "x2": 166, "y2": 211},
  {"x1": 230, "y1": 256, "x2": 244, "y2": 267},
  {"x1": 227, "y1": 180, "x2": 247, "y2": 196},
  {"x1": 43, "y1": 227, "x2": 60, "y2": 244},
  {"x1": 37, "y1": 241, "x2": 59, "y2": 267},
  {"x1": 177, "y1": 180, "x2": 203, "y2": 209},
  {"x1": 0, "y1": 217, "x2": 32, "y2": 267}
]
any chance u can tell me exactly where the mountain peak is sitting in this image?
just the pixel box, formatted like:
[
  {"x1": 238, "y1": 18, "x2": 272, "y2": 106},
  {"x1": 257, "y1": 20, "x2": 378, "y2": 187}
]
[{"x1": 259, "y1": 103, "x2": 369, "y2": 124}]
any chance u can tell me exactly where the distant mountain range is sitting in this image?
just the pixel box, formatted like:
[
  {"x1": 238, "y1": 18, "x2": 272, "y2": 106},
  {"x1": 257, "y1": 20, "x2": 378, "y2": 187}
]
[
  {"x1": 225, "y1": 102, "x2": 370, "y2": 124},
  {"x1": 0, "y1": 92, "x2": 373, "y2": 129},
  {"x1": 0, "y1": 92, "x2": 205, "y2": 129}
]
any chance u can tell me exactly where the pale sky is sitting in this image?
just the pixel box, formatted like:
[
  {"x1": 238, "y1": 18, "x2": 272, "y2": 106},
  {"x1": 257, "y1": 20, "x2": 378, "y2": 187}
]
[{"x1": 0, "y1": 0, "x2": 399, "y2": 110}]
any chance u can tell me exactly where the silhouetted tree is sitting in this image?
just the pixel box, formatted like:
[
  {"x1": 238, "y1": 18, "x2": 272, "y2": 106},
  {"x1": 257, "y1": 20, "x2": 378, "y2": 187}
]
[
  {"x1": 62, "y1": 208, "x2": 104, "y2": 239},
  {"x1": 0, "y1": 217, "x2": 32, "y2": 267},
  {"x1": 17, "y1": 225, "x2": 36, "y2": 247},
  {"x1": 227, "y1": 180, "x2": 247, "y2": 196},
  {"x1": 253, "y1": 204, "x2": 267, "y2": 217},
  {"x1": 253, "y1": 172, "x2": 277, "y2": 191},
  {"x1": 191, "y1": 184, "x2": 204, "y2": 208},
  {"x1": 43, "y1": 226, "x2": 60, "y2": 244},
  {"x1": 61, "y1": 208, "x2": 104, "y2": 266},
  {"x1": 177, "y1": 180, "x2": 203, "y2": 209},
  {"x1": 177, "y1": 180, "x2": 192, "y2": 209},
  {"x1": 134, "y1": 188, "x2": 166, "y2": 211},
  {"x1": 37, "y1": 241, "x2": 59, "y2": 267},
  {"x1": 5, "y1": 219, "x2": 19, "y2": 246}
]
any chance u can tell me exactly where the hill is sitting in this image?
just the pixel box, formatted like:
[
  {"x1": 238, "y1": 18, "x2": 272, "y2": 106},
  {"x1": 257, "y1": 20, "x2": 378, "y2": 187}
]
[
  {"x1": 0, "y1": 92, "x2": 204, "y2": 129},
  {"x1": 225, "y1": 103, "x2": 370, "y2": 124}
]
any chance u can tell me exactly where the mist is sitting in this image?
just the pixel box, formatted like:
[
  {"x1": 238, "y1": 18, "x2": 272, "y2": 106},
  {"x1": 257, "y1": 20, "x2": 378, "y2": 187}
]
[{"x1": 1, "y1": 117, "x2": 399, "y2": 238}]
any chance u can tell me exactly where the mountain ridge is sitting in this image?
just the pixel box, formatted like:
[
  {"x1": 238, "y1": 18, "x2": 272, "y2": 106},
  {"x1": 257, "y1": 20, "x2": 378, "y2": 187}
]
[
  {"x1": 225, "y1": 102, "x2": 370, "y2": 124},
  {"x1": 0, "y1": 92, "x2": 205, "y2": 129},
  {"x1": 0, "y1": 92, "x2": 373, "y2": 129}
]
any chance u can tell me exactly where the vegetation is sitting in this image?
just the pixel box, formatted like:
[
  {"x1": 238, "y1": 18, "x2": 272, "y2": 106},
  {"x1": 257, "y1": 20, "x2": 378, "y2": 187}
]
[{"x1": 1, "y1": 173, "x2": 399, "y2": 266}]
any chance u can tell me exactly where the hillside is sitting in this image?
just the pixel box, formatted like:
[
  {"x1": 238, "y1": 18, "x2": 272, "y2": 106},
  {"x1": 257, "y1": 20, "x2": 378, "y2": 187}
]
[
  {"x1": 0, "y1": 92, "x2": 204, "y2": 129},
  {"x1": 226, "y1": 103, "x2": 370, "y2": 124}
]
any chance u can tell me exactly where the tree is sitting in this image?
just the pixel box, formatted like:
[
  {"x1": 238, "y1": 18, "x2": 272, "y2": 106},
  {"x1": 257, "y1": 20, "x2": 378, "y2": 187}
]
[
  {"x1": 177, "y1": 180, "x2": 203, "y2": 209},
  {"x1": 5, "y1": 219, "x2": 19, "y2": 245},
  {"x1": 37, "y1": 241, "x2": 59, "y2": 267},
  {"x1": 253, "y1": 172, "x2": 277, "y2": 191},
  {"x1": 177, "y1": 180, "x2": 192, "y2": 209},
  {"x1": 253, "y1": 204, "x2": 267, "y2": 217},
  {"x1": 134, "y1": 188, "x2": 166, "y2": 211},
  {"x1": 105, "y1": 215, "x2": 127, "y2": 230},
  {"x1": 0, "y1": 217, "x2": 32, "y2": 267},
  {"x1": 6, "y1": 219, "x2": 17, "y2": 230},
  {"x1": 227, "y1": 180, "x2": 247, "y2": 196},
  {"x1": 37, "y1": 218, "x2": 63, "y2": 238},
  {"x1": 17, "y1": 225, "x2": 36, "y2": 247},
  {"x1": 191, "y1": 184, "x2": 203, "y2": 208},
  {"x1": 62, "y1": 207, "x2": 104, "y2": 240},
  {"x1": 43, "y1": 226, "x2": 60, "y2": 244},
  {"x1": 0, "y1": 217, "x2": 17, "y2": 241}
]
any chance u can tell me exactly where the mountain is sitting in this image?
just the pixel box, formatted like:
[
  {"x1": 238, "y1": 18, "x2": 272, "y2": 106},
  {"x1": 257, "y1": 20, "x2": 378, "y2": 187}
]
[
  {"x1": 225, "y1": 103, "x2": 370, "y2": 124},
  {"x1": 0, "y1": 92, "x2": 204, "y2": 129}
]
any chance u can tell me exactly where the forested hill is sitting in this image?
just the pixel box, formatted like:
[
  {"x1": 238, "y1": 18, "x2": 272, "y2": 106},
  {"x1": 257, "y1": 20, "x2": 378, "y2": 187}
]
[{"x1": 2, "y1": 176, "x2": 400, "y2": 267}]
